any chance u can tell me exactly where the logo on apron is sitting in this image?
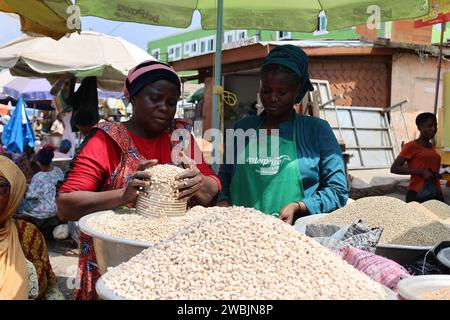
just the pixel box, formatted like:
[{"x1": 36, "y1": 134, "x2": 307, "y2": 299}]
[{"x1": 248, "y1": 155, "x2": 292, "y2": 175}]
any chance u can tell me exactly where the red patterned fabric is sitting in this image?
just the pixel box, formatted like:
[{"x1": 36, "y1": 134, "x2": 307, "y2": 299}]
[
  {"x1": 98, "y1": 121, "x2": 147, "y2": 192},
  {"x1": 339, "y1": 246, "x2": 410, "y2": 293},
  {"x1": 73, "y1": 232, "x2": 99, "y2": 300}
]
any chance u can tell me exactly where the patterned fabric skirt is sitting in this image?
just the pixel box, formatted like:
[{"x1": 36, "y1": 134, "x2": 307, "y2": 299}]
[
  {"x1": 73, "y1": 231, "x2": 100, "y2": 300},
  {"x1": 15, "y1": 219, "x2": 57, "y2": 299}
]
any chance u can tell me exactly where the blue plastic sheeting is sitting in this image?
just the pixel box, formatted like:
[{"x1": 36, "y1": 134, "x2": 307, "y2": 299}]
[{"x1": 1, "y1": 97, "x2": 35, "y2": 153}]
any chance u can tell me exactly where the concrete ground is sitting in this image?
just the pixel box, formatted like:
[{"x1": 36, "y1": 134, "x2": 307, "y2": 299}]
[
  {"x1": 348, "y1": 169, "x2": 450, "y2": 205},
  {"x1": 47, "y1": 240, "x2": 78, "y2": 299},
  {"x1": 348, "y1": 168, "x2": 410, "y2": 190}
]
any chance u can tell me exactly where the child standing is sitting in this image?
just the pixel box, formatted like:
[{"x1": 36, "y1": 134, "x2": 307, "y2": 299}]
[{"x1": 391, "y1": 112, "x2": 444, "y2": 203}]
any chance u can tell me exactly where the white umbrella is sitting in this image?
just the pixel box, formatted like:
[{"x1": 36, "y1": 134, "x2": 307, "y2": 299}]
[
  {"x1": 0, "y1": 69, "x2": 14, "y2": 97},
  {"x1": 0, "y1": 31, "x2": 155, "y2": 91}
]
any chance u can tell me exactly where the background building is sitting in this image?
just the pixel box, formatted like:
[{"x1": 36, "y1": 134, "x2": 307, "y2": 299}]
[{"x1": 148, "y1": 19, "x2": 450, "y2": 170}]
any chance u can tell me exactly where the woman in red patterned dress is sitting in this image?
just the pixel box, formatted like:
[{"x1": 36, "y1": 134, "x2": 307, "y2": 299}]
[{"x1": 56, "y1": 61, "x2": 221, "y2": 300}]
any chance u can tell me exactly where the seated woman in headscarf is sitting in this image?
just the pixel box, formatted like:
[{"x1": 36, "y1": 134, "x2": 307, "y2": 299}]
[
  {"x1": 56, "y1": 61, "x2": 221, "y2": 300},
  {"x1": 218, "y1": 45, "x2": 348, "y2": 225},
  {"x1": 12, "y1": 145, "x2": 38, "y2": 183},
  {"x1": 0, "y1": 155, "x2": 63, "y2": 300},
  {"x1": 17, "y1": 145, "x2": 65, "y2": 237}
]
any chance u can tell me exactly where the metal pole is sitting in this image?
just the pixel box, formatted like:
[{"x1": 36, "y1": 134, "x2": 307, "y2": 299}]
[
  {"x1": 399, "y1": 103, "x2": 411, "y2": 141},
  {"x1": 386, "y1": 99, "x2": 409, "y2": 113},
  {"x1": 212, "y1": 0, "x2": 223, "y2": 174},
  {"x1": 385, "y1": 99, "x2": 409, "y2": 144},
  {"x1": 332, "y1": 103, "x2": 344, "y2": 142},
  {"x1": 433, "y1": 22, "x2": 446, "y2": 115},
  {"x1": 319, "y1": 94, "x2": 344, "y2": 108},
  {"x1": 348, "y1": 109, "x2": 364, "y2": 167},
  {"x1": 389, "y1": 116, "x2": 401, "y2": 155},
  {"x1": 181, "y1": 80, "x2": 185, "y2": 118},
  {"x1": 383, "y1": 111, "x2": 397, "y2": 162}
]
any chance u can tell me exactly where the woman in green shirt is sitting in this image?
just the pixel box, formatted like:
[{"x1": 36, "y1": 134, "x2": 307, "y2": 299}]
[{"x1": 218, "y1": 45, "x2": 348, "y2": 225}]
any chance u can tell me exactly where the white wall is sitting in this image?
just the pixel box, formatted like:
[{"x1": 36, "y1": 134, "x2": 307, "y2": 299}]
[{"x1": 391, "y1": 52, "x2": 450, "y2": 145}]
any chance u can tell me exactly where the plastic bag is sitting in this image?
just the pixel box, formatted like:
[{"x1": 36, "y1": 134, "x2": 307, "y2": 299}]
[
  {"x1": 305, "y1": 219, "x2": 383, "y2": 253},
  {"x1": 53, "y1": 224, "x2": 69, "y2": 240}
]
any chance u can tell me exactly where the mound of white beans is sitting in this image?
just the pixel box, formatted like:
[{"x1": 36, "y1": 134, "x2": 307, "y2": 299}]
[{"x1": 102, "y1": 206, "x2": 388, "y2": 300}]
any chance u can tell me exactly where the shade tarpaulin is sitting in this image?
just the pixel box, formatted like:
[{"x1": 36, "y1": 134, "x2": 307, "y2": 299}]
[
  {"x1": 0, "y1": 32, "x2": 155, "y2": 92},
  {"x1": 74, "y1": 0, "x2": 430, "y2": 32},
  {"x1": 2, "y1": 76, "x2": 123, "y2": 102},
  {"x1": 0, "y1": 0, "x2": 75, "y2": 39},
  {"x1": 415, "y1": 0, "x2": 450, "y2": 27},
  {"x1": 3, "y1": 77, "x2": 54, "y2": 101},
  {"x1": 1, "y1": 97, "x2": 35, "y2": 153}
]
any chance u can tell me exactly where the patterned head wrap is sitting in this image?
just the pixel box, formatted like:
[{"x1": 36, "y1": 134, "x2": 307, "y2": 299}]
[
  {"x1": 124, "y1": 61, "x2": 181, "y2": 100},
  {"x1": 261, "y1": 44, "x2": 314, "y2": 103}
]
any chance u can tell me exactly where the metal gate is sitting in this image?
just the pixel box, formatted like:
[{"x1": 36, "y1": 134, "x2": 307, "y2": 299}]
[{"x1": 308, "y1": 80, "x2": 397, "y2": 170}]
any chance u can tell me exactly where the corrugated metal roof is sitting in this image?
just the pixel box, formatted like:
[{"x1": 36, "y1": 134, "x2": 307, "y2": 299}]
[{"x1": 260, "y1": 40, "x2": 374, "y2": 48}]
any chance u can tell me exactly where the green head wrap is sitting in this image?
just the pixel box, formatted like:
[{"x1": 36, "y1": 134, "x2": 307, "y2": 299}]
[{"x1": 261, "y1": 44, "x2": 314, "y2": 103}]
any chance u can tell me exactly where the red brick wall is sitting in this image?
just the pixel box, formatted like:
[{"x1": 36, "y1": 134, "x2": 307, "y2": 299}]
[
  {"x1": 391, "y1": 20, "x2": 432, "y2": 45},
  {"x1": 309, "y1": 56, "x2": 391, "y2": 108},
  {"x1": 355, "y1": 24, "x2": 378, "y2": 41}
]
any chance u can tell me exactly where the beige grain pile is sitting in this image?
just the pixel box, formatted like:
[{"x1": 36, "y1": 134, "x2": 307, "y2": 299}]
[
  {"x1": 318, "y1": 196, "x2": 450, "y2": 246},
  {"x1": 422, "y1": 200, "x2": 450, "y2": 223},
  {"x1": 420, "y1": 287, "x2": 450, "y2": 300},
  {"x1": 102, "y1": 206, "x2": 388, "y2": 300},
  {"x1": 87, "y1": 207, "x2": 207, "y2": 243}
]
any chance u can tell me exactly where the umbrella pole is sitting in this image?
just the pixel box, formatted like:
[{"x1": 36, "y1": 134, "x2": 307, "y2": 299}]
[
  {"x1": 182, "y1": 80, "x2": 185, "y2": 118},
  {"x1": 212, "y1": 0, "x2": 224, "y2": 174},
  {"x1": 434, "y1": 21, "x2": 446, "y2": 115}
]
